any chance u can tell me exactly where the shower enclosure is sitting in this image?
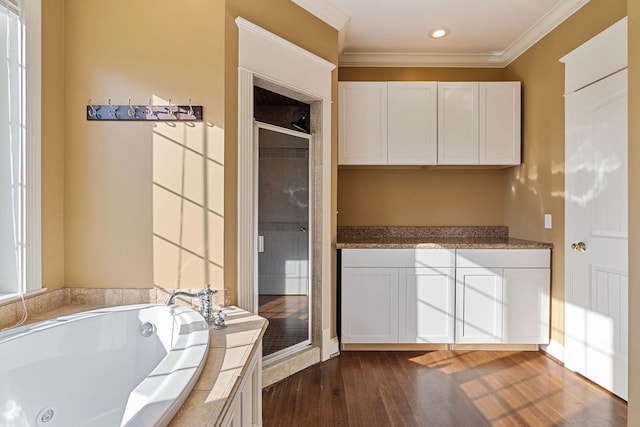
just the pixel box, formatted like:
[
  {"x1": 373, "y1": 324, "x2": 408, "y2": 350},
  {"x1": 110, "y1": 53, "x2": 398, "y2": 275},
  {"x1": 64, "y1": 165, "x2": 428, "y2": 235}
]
[{"x1": 255, "y1": 122, "x2": 312, "y2": 359}]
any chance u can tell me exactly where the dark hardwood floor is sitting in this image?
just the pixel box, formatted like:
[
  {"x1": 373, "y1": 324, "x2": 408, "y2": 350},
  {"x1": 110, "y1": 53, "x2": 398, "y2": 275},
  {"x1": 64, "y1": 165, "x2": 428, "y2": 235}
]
[{"x1": 262, "y1": 350, "x2": 627, "y2": 426}]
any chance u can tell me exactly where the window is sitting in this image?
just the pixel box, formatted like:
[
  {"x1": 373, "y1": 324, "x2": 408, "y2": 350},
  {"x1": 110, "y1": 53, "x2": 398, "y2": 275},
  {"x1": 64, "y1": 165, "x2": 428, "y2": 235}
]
[{"x1": 0, "y1": 0, "x2": 41, "y2": 297}]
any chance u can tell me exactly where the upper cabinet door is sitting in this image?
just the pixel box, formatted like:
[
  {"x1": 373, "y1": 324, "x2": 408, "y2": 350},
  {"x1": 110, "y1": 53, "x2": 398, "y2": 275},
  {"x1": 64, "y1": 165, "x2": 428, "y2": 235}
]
[
  {"x1": 479, "y1": 82, "x2": 521, "y2": 165},
  {"x1": 437, "y1": 82, "x2": 479, "y2": 165},
  {"x1": 387, "y1": 82, "x2": 437, "y2": 165},
  {"x1": 338, "y1": 82, "x2": 388, "y2": 165}
]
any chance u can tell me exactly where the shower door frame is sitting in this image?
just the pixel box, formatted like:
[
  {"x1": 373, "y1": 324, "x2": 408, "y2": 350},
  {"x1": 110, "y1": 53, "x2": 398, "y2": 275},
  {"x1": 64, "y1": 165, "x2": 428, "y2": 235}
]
[
  {"x1": 254, "y1": 121, "x2": 313, "y2": 362},
  {"x1": 236, "y1": 17, "x2": 339, "y2": 365}
]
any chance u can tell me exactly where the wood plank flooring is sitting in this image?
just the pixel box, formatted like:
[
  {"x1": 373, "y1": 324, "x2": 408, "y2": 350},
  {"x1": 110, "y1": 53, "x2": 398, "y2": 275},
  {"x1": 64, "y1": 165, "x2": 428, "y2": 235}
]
[{"x1": 262, "y1": 351, "x2": 627, "y2": 426}]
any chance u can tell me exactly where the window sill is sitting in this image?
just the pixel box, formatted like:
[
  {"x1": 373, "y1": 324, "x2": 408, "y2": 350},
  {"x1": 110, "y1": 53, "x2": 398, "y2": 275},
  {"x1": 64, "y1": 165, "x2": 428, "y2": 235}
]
[{"x1": 0, "y1": 288, "x2": 48, "y2": 307}]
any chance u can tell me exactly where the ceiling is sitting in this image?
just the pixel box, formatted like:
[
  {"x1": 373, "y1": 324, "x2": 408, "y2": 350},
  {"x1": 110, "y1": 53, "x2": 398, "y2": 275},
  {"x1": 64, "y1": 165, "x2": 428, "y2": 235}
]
[{"x1": 292, "y1": 0, "x2": 591, "y2": 67}]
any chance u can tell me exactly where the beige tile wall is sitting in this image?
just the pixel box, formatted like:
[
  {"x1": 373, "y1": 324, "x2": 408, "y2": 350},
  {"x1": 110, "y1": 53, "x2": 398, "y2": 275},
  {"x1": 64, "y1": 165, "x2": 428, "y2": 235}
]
[{"x1": 0, "y1": 287, "x2": 230, "y2": 330}]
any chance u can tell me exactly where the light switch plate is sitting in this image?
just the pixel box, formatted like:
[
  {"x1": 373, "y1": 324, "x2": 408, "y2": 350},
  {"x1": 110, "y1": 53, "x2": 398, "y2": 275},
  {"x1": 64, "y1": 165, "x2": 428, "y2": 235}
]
[{"x1": 544, "y1": 214, "x2": 552, "y2": 229}]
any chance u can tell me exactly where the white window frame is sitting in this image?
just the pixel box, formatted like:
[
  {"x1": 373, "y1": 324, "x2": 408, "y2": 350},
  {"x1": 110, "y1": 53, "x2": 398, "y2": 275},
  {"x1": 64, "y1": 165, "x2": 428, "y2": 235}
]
[
  {"x1": 24, "y1": 0, "x2": 42, "y2": 293},
  {"x1": 2, "y1": 0, "x2": 42, "y2": 295}
]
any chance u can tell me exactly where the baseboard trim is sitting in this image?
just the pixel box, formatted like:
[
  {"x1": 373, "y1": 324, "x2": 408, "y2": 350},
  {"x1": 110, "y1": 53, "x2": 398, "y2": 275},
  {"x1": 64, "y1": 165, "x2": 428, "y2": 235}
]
[
  {"x1": 342, "y1": 343, "x2": 449, "y2": 351},
  {"x1": 540, "y1": 339, "x2": 564, "y2": 364},
  {"x1": 322, "y1": 329, "x2": 340, "y2": 361}
]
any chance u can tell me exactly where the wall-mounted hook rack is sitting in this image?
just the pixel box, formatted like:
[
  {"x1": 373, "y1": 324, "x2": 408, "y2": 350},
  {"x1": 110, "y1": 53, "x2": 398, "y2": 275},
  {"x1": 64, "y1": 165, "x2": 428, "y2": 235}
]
[{"x1": 86, "y1": 99, "x2": 203, "y2": 121}]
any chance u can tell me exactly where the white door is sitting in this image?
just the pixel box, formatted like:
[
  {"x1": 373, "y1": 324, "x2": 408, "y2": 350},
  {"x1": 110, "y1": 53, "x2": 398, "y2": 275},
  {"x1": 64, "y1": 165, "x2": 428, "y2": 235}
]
[
  {"x1": 387, "y1": 82, "x2": 437, "y2": 165},
  {"x1": 341, "y1": 267, "x2": 399, "y2": 344},
  {"x1": 502, "y1": 268, "x2": 550, "y2": 344},
  {"x1": 338, "y1": 82, "x2": 388, "y2": 165},
  {"x1": 437, "y1": 82, "x2": 479, "y2": 165},
  {"x1": 455, "y1": 267, "x2": 502, "y2": 343},
  {"x1": 398, "y1": 267, "x2": 455, "y2": 343},
  {"x1": 479, "y1": 82, "x2": 521, "y2": 165},
  {"x1": 565, "y1": 68, "x2": 628, "y2": 399}
]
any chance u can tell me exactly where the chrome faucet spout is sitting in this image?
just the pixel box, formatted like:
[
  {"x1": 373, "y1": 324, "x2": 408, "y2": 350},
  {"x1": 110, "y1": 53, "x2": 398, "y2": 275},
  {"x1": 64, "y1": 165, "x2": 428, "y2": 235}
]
[
  {"x1": 165, "y1": 284, "x2": 219, "y2": 323},
  {"x1": 165, "y1": 291, "x2": 198, "y2": 306}
]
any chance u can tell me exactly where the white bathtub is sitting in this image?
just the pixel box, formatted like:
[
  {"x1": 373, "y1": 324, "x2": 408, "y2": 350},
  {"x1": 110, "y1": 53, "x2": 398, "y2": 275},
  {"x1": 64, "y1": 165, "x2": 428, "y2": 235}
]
[{"x1": 0, "y1": 304, "x2": 209, "y2": 427}]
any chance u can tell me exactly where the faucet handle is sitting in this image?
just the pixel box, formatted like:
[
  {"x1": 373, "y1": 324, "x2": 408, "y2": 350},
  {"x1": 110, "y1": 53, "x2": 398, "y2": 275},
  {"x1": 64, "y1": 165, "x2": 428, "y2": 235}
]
[
  {"x1": 202, "y1": 283, "x2": 218, "y2": 296},
  {"x1": 212, "y1": 310, "x2": 227, "y2": 330}
]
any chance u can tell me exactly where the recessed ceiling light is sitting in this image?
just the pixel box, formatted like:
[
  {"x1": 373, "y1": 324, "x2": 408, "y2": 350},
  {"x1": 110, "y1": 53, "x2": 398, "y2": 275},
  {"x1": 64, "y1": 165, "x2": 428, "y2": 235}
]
[{"x1": 429, "y1": 27, "x2": 450, "y2": 39}]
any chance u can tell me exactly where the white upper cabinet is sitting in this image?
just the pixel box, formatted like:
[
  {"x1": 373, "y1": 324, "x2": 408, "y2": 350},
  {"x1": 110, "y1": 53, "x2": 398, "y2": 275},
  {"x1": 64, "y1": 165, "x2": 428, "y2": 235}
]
[
  {"x1": 338, "y1": 82, "x2": 388, "y2": 165},
  {"x1": 479, "y1": 82, "x2": 521, "y2": 165},
  {"x1": 339, "y1": 81, "x2": 521, "y2": 166},
  {"x1": 387, "y1": 82, "x2": 437, "y2": 165},
  {"x1": 437, "y1": 82, "x2": 479, "y2": 165},
  {"x1": 438, "y1": 82, "x2": 521, "y2": 165}
]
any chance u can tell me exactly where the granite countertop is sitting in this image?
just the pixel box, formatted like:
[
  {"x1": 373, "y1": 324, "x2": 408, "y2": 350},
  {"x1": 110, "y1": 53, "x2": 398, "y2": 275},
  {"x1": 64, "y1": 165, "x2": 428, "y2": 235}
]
[{"x1": 336, "y1": 226, "x2": 553, "y2": 250}]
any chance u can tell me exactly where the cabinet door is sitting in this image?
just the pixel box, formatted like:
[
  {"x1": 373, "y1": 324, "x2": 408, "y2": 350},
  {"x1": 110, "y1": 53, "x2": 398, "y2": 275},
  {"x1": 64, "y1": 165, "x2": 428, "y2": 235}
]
[
  {"x1": 479, "y1": 82, "x2": 521, "y2": 165},
  {"x1": 338, "y1": 82, "x2": 388, "y2": 165},
  {"x1": 398, "y1": 267, "x2": 455, "y2": 343},
  {"x1": 437, "y1": 82, "x2": 479, "y2": 164},
  {"x1": 503, "y1": 268, "x2": 550, "y2": 344},
  {"x1": 341, "y1": 267, "x2": 398, "y2": 343},
  {"x1": 455, "y1": 267, "x2": 502, "y2": 343},
  {"x1": 387, "y1": 82, "x2": 437, "y2": 165}
]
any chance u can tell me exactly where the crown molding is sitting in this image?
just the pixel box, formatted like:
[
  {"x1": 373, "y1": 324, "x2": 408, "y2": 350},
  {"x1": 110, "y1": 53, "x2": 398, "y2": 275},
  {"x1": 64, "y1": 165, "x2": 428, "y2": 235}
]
[
  {"x1": 297, "y1": 0, "x2": 591, "y2": 67},
  {"x1": 338, "y1": 52, "x2": 506, "y2": 68},
  {"x1": 501, "y1": 0, "x2": 591, "y2": 66},
  {"x1": 291, "y1": 0, "x2": 350, "y2": 31}
]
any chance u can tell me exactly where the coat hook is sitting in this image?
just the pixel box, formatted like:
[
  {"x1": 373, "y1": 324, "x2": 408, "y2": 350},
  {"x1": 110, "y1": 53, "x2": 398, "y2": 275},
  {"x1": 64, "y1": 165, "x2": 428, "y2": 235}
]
[
  {"x1": 188, "y1": 99, "x2": 194, "y2": 117},
  {"x1": 108, "y1": 98, "x2": 118, "y2": 118},
  {"x1": 167, "y1": 99, "x2": 175, "y2": 118},
  {"x1": 128, "y1": 99, "x2": 136, "y2": 118},
  {"x1": 146, "y1": 99, "x2": 154, "y2": 116},
  {"x1": 88, "y1": 99, "x2": 97, "y2": 118}
]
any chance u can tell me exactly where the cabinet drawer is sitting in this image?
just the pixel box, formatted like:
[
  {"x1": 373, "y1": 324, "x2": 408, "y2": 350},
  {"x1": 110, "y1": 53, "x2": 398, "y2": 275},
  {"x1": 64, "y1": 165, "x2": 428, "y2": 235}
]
[
  {"x1": 456, "y1": 249, "x2": 549, "y2": 268},
  {"x1": 342, "y1": 249, "x2": 455, "y2": 268}
]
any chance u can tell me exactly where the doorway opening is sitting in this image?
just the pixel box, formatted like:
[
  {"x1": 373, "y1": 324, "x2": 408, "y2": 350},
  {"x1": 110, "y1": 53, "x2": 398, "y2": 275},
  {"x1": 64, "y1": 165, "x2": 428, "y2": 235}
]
[{"x1": 254, "y1": 88, "x2": 313, "y2": 360}]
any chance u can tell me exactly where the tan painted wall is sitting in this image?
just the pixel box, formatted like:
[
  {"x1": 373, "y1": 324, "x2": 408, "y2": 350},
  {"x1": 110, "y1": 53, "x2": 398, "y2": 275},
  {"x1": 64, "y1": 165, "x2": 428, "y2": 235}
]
[
  {"x1": 224, "y1": 0, "x2": 339, "y2": 304},
  {"x1": 504, "y1": 0, "x2": 626, "y2": 346},
  {"x1": 63, "y1": 0, "x2": 225, "y2": 289},
  {"x1": 339, "y1": 67, "x2": 505, "y2": 82},
  {"x1": 41, "y1": 0, "x2": 65, "y2": 290},
  {"x1": 627, "y1": 0, "x2": 639, "y2": 421},
  {"x1": 338, "y1": 168, "x2": 506, "y2": 226},
  {"x1": 337, "y1": 67, "x2": 507, "y2": 226}
]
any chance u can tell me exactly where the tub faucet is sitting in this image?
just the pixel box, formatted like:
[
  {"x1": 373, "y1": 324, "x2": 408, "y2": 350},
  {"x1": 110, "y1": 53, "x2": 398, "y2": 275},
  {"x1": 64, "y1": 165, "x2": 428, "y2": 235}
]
[{"x1": 166, "y1": 284, "x2": 218, "y2": 324}]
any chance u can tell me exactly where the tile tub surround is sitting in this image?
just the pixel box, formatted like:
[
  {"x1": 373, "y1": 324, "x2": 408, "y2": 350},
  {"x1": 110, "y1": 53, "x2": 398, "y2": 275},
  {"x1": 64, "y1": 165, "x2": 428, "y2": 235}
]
[
  {"x1": 0, "y1": 287, "x2": 230, "y2": 330},
  {"x1": 0, "y1": 288, "x2": 70, "y2": 330},
  {"x1": 337, "y1": 226, "x2": 553, "y2": 249}
]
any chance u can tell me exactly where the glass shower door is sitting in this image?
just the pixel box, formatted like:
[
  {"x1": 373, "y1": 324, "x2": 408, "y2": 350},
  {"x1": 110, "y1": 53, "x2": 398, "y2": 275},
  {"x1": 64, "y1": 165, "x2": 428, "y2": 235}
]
[{"x1": 255, "y1": 123, "x2": 312, "y2": 359}]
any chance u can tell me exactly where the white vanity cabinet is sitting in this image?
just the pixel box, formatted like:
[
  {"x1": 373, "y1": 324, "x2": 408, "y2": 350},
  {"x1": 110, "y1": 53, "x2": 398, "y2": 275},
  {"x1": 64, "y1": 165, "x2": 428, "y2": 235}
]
[
  {"x1": 455, "y1": 249, "x2": 550, "y2": 344},
  {"x1": 341, "y1": 249, "x2": 456, "y2": 344},
  {"x1": 338, "y1": 81, "x2": 438, "y2": 165},
  {"x1": 219, "y1": 342, "x2": 263, "y2": 427},
  {"x1": 438, "y1": 82, "x2": 521, "y2": 165}
]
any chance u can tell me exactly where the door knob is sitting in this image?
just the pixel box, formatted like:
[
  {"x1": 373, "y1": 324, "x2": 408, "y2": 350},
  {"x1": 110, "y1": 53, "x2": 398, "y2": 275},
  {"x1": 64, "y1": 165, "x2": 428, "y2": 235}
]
[{"x1": 571, "y1": 241, "x2": 587, "y2": 252}]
